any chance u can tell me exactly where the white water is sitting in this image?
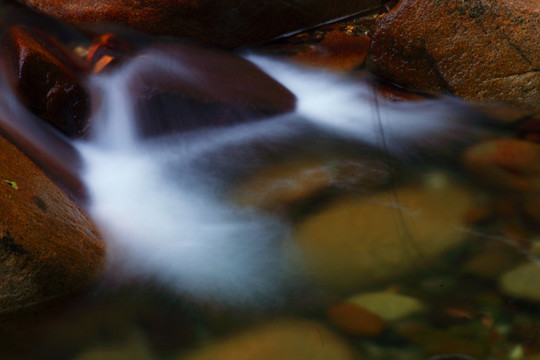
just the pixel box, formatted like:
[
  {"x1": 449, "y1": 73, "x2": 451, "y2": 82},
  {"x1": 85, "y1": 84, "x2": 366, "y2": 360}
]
[{"x1": 77, "y1": 50, "x2": 481, "y2": 306}]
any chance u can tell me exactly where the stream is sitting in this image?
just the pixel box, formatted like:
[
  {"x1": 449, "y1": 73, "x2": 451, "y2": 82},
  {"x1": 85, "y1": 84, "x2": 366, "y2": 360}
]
[{"x1": 1, "y1": 3, "x2": 539, "y2": 359}]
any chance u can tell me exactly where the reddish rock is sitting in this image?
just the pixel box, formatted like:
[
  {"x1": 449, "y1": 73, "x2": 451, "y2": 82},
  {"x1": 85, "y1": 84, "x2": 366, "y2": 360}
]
[
  {"x1": 0, "y1": 133, "x2": 104, "y2": 312},
  {"x1": 127, "y1": 43, "x2": 297, "y2": 136},
  {"x1": 0, "y1": 26, "x2": 89, "y2": 136},
  {"x1": 463, "y1": 139, "x2": 540, "y2": 193},
  {"x1": 293, "y1": 30, "x2": 371, "y2": 71},
  {"x1": 327, "y1": 302, "x2": 386, "y2": 336},
  {"x1": 85, "y1": 34, "x2": 133, "y2": 73},
  {"x1": 182, "y1": 319, "x2": 358, "y2": 360},
  {"x1": 18, "y1": 0, "x2": 383, "y2": 48},
  {"x1": 367, "y1": 0, "x2": 540, "y2": 111}
]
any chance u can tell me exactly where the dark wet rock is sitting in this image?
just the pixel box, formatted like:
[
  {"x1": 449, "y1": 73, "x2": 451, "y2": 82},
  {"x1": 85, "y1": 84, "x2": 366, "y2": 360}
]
[
  {"x1": 182, "y1": 319, "x2": 358, "y2": 360},
  {"x1": 0, "y1": 133, "x2": 104, "y2": 312},
  {"x1": 327, "y1": 301, "x2": 386, "y2": 336},
  {"x1": 127, "y1": 44, "x2": 296, "y2": 137},
  {"x1": 0, "y1": 25, "x2": 89, "y2": 136},
  {"x1": 367, "y1": 0, "x2": 540, "y2": 112},
  {"x1": 17, "y1": 0, "x2": 383, "y2": 48}
]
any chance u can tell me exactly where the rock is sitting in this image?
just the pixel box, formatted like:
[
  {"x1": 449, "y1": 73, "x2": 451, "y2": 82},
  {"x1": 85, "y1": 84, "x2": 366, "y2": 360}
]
[
  {"x1": 233, "y1": 158, "x2": 391, "y2": 212},
  {"x1": 463, "y1": 240, "x2": 520, "y2": 279},
  {"x1": 327, "y1": 302, "x2": 386, "y2": 336},
  {"x1": 0, "y1": 26, "x2": 89, "y2": 137},
  {"x1": 234, "y1": 160, "x2": 331, "y2": 211},
  {"x1": 127, "y1": 44, "x2": 296, "y2": 137},
  {"x1": 373, "y1": 82, "x2": 428, "y2": 102},
  {"x1": 345, "y1": 291, "x2": 424, "y2": 322},
  {"x1": 367, "y1": 0, "x2": 540, "y2": 111},
  {"x1": 291, "y1": 178, "x2": 472, "y2": 292},
  {"x1": 75, "y1": 330, "x2": 156, "y2": 360},
  {"x1": 499, "y1": 262, "x2": 540, "y2": 302},
  {"x1": 463, "y1": 139, "x2": 540, "y2": 193},
  {"x1": 0, "y1": 133, "x2": 104, "y2": 312},
  {"x1": 182, "y1": 319, "x2": 358, "y2": 360},
  {"x1": 397, "y1": 321, "x2": 490, "y2": 359},
  {"x1": 18, "y1": 0, "x2": 382, "y2": 48},
  {"x1": 293, "y1": 30, "x2": 371, "y2": 71}
]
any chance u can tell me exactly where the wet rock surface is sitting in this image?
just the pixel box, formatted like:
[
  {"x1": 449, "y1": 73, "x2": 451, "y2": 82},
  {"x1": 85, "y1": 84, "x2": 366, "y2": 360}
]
[
  {"x1": 293, "y1": 29, "x2": 371, "y2": 71},
  {"x1": 127, "y1": 44, "x2": 296, "y2": 137},
  {"x1": 17, "y1": 0, "x2": 383, "y2": 48},
  {"x1": 0, "y1": 132, "x2": 104, "y2": 312},
  {"x1": 368, "y1": 0, "x2": 540, "y2": 112},
  {"x1": 0, "y1": 25, "x2": 89, "y2": 136}
]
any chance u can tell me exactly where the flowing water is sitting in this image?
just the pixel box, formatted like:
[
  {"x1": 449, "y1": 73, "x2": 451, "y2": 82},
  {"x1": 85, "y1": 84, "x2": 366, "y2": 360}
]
[
  {"x1": 77, "y1": 50, "x2": 494, "y2": 306},
  {"x1": 1, "y1": 7, "x2": 539, "y2": 360}
]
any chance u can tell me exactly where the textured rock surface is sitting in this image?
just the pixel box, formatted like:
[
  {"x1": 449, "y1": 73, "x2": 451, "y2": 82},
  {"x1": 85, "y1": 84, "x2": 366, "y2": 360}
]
[
  {"x1": 0, "y1": 133, "x2": 104, "y2": 312},
  {"x1": 0, "y1": 26, "x2": 89, "y2": 137},
  {"x1": 127, "y1": 44, "x2": 296, "y2": 136},
  {"x1": 368, "y1": 0, "x2": 540, "y2": 111},
  {"x1": 182, "y1": 319, "x2": 358, "y2": 360},
  {"x1": 17, "y1": 0, "x2": 382, "y2": 48}
]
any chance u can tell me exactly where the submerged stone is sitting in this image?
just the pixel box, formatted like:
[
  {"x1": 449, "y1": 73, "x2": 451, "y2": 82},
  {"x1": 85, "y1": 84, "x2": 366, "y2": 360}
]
[
  {"x1": 367, "y1": 0, "x2": 540, "y2": 112},
  {"x1": 463, "y1": 139, "x2": 540, "y2": 193},
  {"x1": 0, "y1": 133, "x2": 104, "y2": 312},
  {"x1": 345, "y1": 291, "x2": 425, "y2": 322},
  {"x1": 17, "y1": 0, "x2": 383, "y2": 48},
  {"x1": 499, "y1": 262, "x2": 540, "y2": 303},
  {"x1": 182, "y1": 319, "x2": 358, "y2": 360},
  {"x1": 293, "y1": 30, "x2": 371, "y2": 71},
  {"x1": 291, "y1": 179, "x2": 472, "y2": 293},
  {"x1": 327, "y1": 301, "x2": 386, "y2": 336}
]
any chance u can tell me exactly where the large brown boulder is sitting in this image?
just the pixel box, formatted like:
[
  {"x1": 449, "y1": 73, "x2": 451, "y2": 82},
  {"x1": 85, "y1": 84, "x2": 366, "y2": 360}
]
[
  {"x1": 367, "y1": 0, "x2": 540, "y2": 112},
  {"x1": 0, "y1": 133, "x2": 104, "y2": 312},
  {"x1": 17, "y1": 0, "x2": 382, "y2": 48},
  {"x1": 0, "y1": 26, "x2": 89, "y2": 137}
]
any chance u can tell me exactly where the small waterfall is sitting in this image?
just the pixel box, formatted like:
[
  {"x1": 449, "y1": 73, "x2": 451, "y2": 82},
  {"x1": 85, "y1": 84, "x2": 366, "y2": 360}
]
[
  {"x1": 78, "y1": 52, "x2": 299, "y2": 306},
  {"x1": 77, "y1": 49, "x2": 488, "y2": 305}
]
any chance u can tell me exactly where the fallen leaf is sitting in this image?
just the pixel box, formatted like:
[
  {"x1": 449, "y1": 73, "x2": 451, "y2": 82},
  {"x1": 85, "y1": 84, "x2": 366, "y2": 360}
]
[{"x1": 3, "y1": 180, "x2": 18, "y2": 190}]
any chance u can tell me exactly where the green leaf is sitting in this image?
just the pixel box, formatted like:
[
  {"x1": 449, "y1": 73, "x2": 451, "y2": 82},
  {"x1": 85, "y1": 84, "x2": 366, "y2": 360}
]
[{"x1": 3, "y1": 180, "x2": 18, "y2": 190}]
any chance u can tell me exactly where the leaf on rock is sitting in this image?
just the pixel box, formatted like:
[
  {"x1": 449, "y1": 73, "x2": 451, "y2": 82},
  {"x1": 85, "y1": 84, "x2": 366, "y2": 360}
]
[{"x1": 3, "y1": 180, "x2": 19, "y2": 190}]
